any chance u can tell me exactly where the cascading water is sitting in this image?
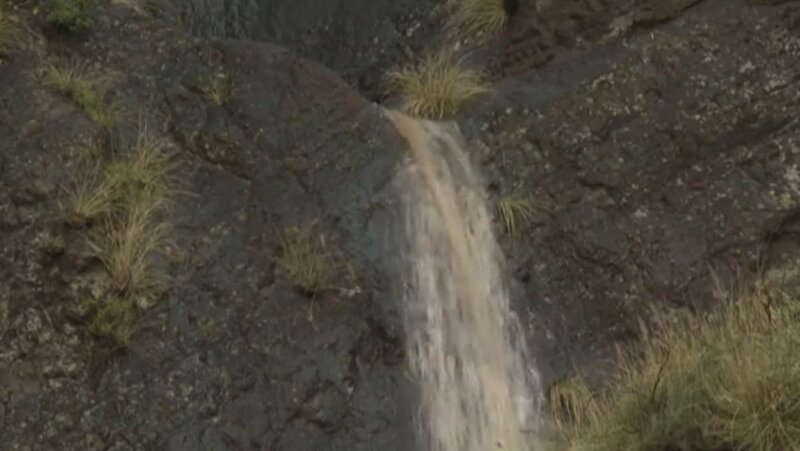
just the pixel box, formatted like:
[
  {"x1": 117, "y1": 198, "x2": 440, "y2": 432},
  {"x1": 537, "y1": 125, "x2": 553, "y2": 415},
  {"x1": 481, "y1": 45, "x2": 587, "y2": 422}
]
[{"x1": 388, "y1": 110, "x2": 543, "y2": 451}]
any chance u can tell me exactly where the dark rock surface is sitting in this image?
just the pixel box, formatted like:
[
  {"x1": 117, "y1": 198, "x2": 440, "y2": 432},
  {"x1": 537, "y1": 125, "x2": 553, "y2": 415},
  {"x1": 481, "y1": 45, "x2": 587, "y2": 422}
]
[
  {"x1": 1, "y1": 7, "x2": 412, "y2": 450},
  {"x1": 2, "y1": 0, "x2": 800, "y2": 449},
  {"x1": 154, "y1": 0, "x2": 443, "y2": 99},
  {"x1": 487, "y1": 0, "x2": 705, "y2": 80},
  {"x1": 466, "y1": 0, "x2": 800, "y2": 386}
]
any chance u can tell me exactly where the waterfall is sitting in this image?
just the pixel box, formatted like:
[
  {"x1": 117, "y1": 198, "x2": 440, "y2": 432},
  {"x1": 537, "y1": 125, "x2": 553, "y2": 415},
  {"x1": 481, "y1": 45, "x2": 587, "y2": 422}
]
[{"x1": 389, "y1": 110, "x2": 543, "y2": 451}]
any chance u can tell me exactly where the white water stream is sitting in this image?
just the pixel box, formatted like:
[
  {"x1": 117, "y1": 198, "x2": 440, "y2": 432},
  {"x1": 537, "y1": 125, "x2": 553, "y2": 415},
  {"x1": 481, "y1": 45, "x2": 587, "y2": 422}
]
[{"x1": 389, "y1": 110, "x2": 543, "y2": 451}]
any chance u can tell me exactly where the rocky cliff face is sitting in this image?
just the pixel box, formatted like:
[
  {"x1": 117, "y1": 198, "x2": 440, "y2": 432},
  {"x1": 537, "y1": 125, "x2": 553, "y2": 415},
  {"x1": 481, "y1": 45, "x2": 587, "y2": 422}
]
[
  {"x1": 2, "y1": 0, "x2": 800, "y2": 449},
  {"x1": 465, "y1": 0, "x2": 800, "y2": 386}
]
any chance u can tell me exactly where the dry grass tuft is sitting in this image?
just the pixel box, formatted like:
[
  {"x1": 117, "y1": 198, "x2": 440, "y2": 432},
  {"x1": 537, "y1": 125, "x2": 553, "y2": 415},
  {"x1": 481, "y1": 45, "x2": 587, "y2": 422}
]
[
  {"x1": 65, "y1": 130, "x2": 172, "y2": 224},
  {"x1": 386, "y1": 49, "x2": 488, "y2": 119},
  {"x1": 89, "y1": 128, "x2": 173, "y2": 294},
  {"x1": 43, "y1": 60, "x2": 116, "y2": 128},
  {"x1": 0, "y1": 10, "x2": 22, "y2": 56},
  {"x1": 43, "y1": 59, "x2": 90, "y2": 95},
  {"x1": 104, "y1": 130, "x2": 173, "y2": 205},
  {"x1": 276, "y1": 226, "x2": 336, "y2": 297},
  {"x1": 66, "y1": 125, "x2": 176, "y2": 346},
  {"x1": 90, "y1": 200, "x2": 169, "y2": 294},
  {"x1": 555, "y1": 276, "x2": 800, "y2": 451},
  {"x1": 445, "y1": 0, "x2": 507, "y2": 41},
  {"x1": 496, "y1": 192, "x2": 539, "y2": 237},
  {"x1": 200, "y1": 73, "x2": 228, "y2": 106},
  {"x1": 548, "y1": 374, "x2": 596, "y2": 434},
  {"x1": 65, "y1": 163, "x2": 116, "y2": 224},
  {"x1": 62, "y1": 138, "x2": 111, "y2": 223}
]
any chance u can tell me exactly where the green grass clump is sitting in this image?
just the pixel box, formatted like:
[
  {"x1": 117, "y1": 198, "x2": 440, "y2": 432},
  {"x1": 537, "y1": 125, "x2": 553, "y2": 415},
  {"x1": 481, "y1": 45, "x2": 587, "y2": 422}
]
[
  {"x1": 45, "y1": 0, "x2": 99, "y2": 32},
  {"x1": 104, "y1": 132, "x2": 172, "y2": 204},
  {"x1": 43, "y1": 60, "x2": 116, "y2": 128},
  {"x1": 386, "y1": 49, "x2": 488, "y2": 119},
  {"x1": 554, "y1": 280, "x2": 800, "y2": 451},
  {"x1": 74, "y1": 83, "x2": 116, "y2": 128},
  {"x1": 276, "y1": 226, "x2": 336, "y2": 297},
  {"x1": 445, "y1": 0, "x2": 507, "y2": 40},
  {"x1": 87, "y1": 297, "x2": 136, "y2": 345}
]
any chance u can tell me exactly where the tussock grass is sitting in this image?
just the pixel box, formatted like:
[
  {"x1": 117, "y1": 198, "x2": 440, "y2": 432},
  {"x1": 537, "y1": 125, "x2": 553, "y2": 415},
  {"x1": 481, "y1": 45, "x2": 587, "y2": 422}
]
[
  {"x1": 496, "y1": 192, "x2": 538, "y2": 237},
  {"x1": 104, "y1": 131, "x2": 173, "y2": 204},
  {"x1": 65, "y1": 163, "x2": 116, "y2": 224},
  {"x1": 554, "y1": 277, "x2": 800, "y2": 451},
  {"x1": 43, "y1": 59, "x2": 90, "y2": 95},
  {"x1": 43, "y1": 60, "x2": 116, "y2": 128},
  {"x1": 0, "y1": 10, "x2": 22, "y2": 56},
  {"x1": 67, "y1": 125, "x2": 176, "y2": 346},
  {"x1": 89, "y1": 128, "x2": 174, "y2": 295},
  {"x1": 65, "y1": 130, "x2": 172, "y2": 224},
  {"x1": 63, "y1": 138, "x2": 111, "y2": 223},
  {"x1": 386, "y1": 49, "x2": 488, "y2": 119},
  {"x1": 548, "y1": 374, "x2": 596, "y2": 434},
  {"x1": 445, "y1": 0, "x2": 507, "y2": 40},
  {"x1": 90, "y1": 200, "x2": 169, "y2": 294},
  {"x1": 276, "y1": 226, "x2": 336, "y2": 297}
]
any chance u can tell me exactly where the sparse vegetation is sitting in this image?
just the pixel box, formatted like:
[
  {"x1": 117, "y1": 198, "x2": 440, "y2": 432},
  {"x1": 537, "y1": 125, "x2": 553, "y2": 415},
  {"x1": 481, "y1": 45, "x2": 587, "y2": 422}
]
[
  {"x1": 104, "y1": 130, "x2": 173, "y2": 204},
  {"x1": 43, "y1": 60, "x2": 116, "y2": 128},
  {"x1": 200, "y1": 73, "x2": 228, "y2": 105},
  {"x1": 90, "y1": 200, "x2": 169, "y2": 294},
  {"x1": 496, "y1": 192, "x2": 539, "y2": 237},
  {"x1": 88, "y1": 128, "x2": 173, "y2": 295},
  {"x1": 276, "y1": 225, "x2": 336, "y2": 296},
  {"x1": 66, "y1": 125, "x2": 175, "y2": 346},
  {"x1": 43, "y1": 59, "x2": 90, "y2": 95},
  {"x1": 65, "y1": 163, "x2": 115, "y2": 224},
  {"x1": 0, "y1": 10, "x2": 22, "y2": 56},
  {"x1": 87, "y1": 297, "x2": 137, "y2": 344},
  {"x1": 74, "y1": 83, "x2": 116, "y2": 128},
  {"x1": 552, "y1": 278, "x2": 800, "y2": 451},
  {"x1": 445, "y1": 0, "x2": 507, "y2": 40},
  {"x1": 386, "y1": 49, "x2": 488, "y2": 119},
  {"x1": 548, "y1": 374, "x2": 596, "y2": 434},
  {"x1": 45, "y1": 0, "x2": 99, "y2": 32}
]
